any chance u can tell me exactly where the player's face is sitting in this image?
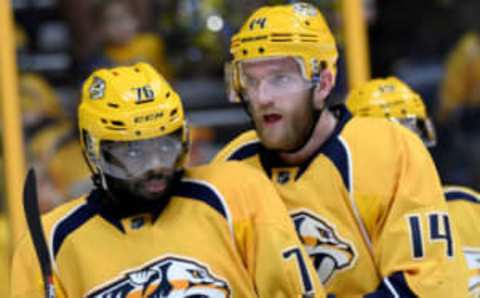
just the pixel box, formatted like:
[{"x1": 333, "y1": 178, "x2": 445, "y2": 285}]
[
  {"x1": 240, "y1": 57, "x2": 316, "y2": 150},
  {"x1": 102, "y1": 2, "x2": 138, "y2": 45},
  {"x1": 128, "y1": 165, "x2": 177, "y2": 201},
  {"x1": 100, "y1": 133, "x2": 184, "y2": 200}
]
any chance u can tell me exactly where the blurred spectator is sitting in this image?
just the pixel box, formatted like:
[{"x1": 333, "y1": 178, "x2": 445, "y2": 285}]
[
  {"x1": 438, "y1": 30, "x2": 480, "y2": 187},
  {"x1": 63, "y1": 0, "x2": 171, "y2": 80},
  {"x1": 44, "y1": 132, "x2": 92, "y2": 208},
  {"x1": 439, "y1": 32, "x2": 480, "y2": 122},
  {"x1": 19, "y1": 73, "x2": 65, "y2": 139},
  {"x1": 58, "y1": 0, "x2": 153, "y2": 63},
  {"x1": 17, "y1": 71, "x2": 91, "y2": 212},
  {"x1": 28, "y1": 121, "x2": 92, "y2": 213}
]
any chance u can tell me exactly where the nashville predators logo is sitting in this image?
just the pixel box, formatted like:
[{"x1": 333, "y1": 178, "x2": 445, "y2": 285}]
[
  {"x1": 291, "y1": 211, "x2": 357, "y2": 284},
  {"x1": 87, "y1": 256, "x2": 231, "y2": 297}
]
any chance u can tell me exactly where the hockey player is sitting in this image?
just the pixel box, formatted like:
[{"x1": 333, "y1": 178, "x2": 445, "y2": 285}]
[
  {"x1": 10, "y1": 63, "x2": 325, "y2": 297},
  {"x1": 214, "y1": 3, "x2": 469, "y2": 297},
  {"x1": 346, "y1": 76, "x2": 480, "y2": 297}
]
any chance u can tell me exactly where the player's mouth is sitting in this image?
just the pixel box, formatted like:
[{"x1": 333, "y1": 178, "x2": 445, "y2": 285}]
[
  {"x1": 143, "y1": 178, "x2": 168, "y2": 193},
  {"x1": 263, "y1": 113, "x2": 282, "y2": 125}
]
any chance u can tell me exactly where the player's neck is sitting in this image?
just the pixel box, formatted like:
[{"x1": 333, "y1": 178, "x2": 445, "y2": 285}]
[{"x1": 278, "y1": 110, "x2": 337, "y2": 165}]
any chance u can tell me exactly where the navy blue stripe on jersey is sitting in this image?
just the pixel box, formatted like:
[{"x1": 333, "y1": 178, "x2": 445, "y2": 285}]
[
  {"x1": 295, "y1": 105, "x2": 352, "y2": 182},
  {"x1": 364, "y1": 272, "x2": 416, "y2": 298},
  {"x1": 174, "y1": 179, "x2": 230, "y2": 223},
  {"x1": 320, "y1": 137, "x2": 350, "y2": 192},
  {"x1": 51, "y1": 203, "x2": 97, "y2": 259},
  {"x1": 445, "y1": 190, "x2": 480, "y2": 203},
  {"x1": 226, "y1": 140, "x2": 261, "y2": 161}
]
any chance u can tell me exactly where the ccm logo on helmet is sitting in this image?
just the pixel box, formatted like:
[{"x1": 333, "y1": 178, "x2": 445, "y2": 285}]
[{"x1": 134, "y1": 112, "x2": 164, "y2": 123}]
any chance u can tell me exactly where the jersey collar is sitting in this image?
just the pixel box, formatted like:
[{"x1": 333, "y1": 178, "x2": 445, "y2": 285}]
[{"x1": 86, "y1": 188, "x2": 171, "y2": 233}]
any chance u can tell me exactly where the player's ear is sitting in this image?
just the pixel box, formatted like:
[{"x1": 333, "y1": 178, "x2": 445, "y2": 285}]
[{"x1": 313, "y1": 69, "x2": 334, "y2": 109}]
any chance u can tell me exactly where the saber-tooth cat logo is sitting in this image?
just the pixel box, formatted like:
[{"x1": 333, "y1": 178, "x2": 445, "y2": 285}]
[
  {"x1": 87, "y1": 256, "x2": 231, "y2": 297},
  {"x1": 292, "y1": 210, "x2": 357, "y2": 284}
]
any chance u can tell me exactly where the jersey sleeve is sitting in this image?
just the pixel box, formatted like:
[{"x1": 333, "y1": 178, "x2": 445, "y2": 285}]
[
  {"x1": 370, "y1": 127, "x2": 469, "y2": 297},
  {"x1": 229, "y1": 166, "x2": 325, "y2": 298},
  {"x1": 10, "y1": 232, "x2": 66, "y2": 298}
]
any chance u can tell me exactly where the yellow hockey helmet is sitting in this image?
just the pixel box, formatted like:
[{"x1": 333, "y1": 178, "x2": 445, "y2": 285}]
[
  {"x1": 78, "y1": 63, "x2": 188, "y2": 178},
  {"x1": 346, "y1": 77, "x2": 437, "y2": 147},
  {"x1": 227, "y1": 2, "x2": 338, "y2": 102}
]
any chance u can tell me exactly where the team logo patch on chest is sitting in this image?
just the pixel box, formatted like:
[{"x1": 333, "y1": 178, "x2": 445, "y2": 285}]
[
  {"x1": 87, "y1": 256, "x2": 231, "y2": 297},
  {"x1": 291, "y1": 210, "x2": 357, "y2": 284}
]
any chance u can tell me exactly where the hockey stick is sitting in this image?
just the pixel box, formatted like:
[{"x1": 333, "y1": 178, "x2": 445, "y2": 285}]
[{"x1": 23, "y1": 168, "x2": 56, "y2": 298}]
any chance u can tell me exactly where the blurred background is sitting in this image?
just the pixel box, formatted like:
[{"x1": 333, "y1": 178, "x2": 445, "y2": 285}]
[
  {"x1": 4, "y1": 0, "x2": 480, "y2": 219},
  {"x1": 1, "y1": 0, "x2": 480, "y2": 293}
]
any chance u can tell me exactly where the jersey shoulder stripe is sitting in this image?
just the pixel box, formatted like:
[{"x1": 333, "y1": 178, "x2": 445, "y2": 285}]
[
  {"x1": 444, "y1": 186, "x2": 480, "y2": 203},
  {"x1": 226, "y1": 140, "x2": 261, "y2": 161},
  {"x1": 304, "y1": 135, "x2": 351, "y2": 192},
  {"x1": 50, "y1": 201, "x2": 96, "y2": 259},
  {"x1": 175, "y1": 178, "x2": 233, "y2": 234}
]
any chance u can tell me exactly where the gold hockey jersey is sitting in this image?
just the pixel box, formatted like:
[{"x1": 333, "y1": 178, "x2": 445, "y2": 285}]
[
  {"x1": 445, "y1": 185, "x2": 480, "y2": 297},
  {"x1": 214, "y1": 106, "x2": 469, "y2": 297},
  {"x1": 11, "y1": 162, "x2": 324, "y2": 298}
]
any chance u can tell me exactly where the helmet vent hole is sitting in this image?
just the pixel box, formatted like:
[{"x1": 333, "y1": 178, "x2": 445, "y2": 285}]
[
  {"x1": 401, "y1": 109, "x2": 407, "y2": 115},
  {"x1": 107, "y1": 102, "x2": 119, "y2": 108},
  {"x1": 258, "y1": 47, "x2": 265, "y2": 54},
  {"x1": 305, "y1": 21, "x2": 311, "y2": 26},
  {"x1": 166, "y1": 92, "x2": 171, "y2": 98},
  {"x1": 101, "y1": 119, "x2": 108, "y2": 124},
  {"x1": 135, "y1": 131, "x2": 141, "y2": 136},
  {"x1": 160, "y1": 126, "x2": 165, "y2": 132},
  {"x1": 242, "y1": 49, "x2": 248, "y2": 55},
  {"x1": 385, "y1": 113, "x2": 391, "y2": 117},
  {"x1": 112, "y1": 71, "x2": 119, "y2": 76},
  {"x1": 111, "y1": 120, "x2": 125, "y2": 126},
  {"x1": 170, "y1": 108, "x2": 178, "y2": 117},
  {"x1": 134, "y1": 68, "x2": 140, "y2": 73}
]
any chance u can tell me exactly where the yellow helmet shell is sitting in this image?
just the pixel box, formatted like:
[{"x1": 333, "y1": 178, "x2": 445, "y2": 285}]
[
  {"x1": 78, "y1": 63, "x2": 187, "y2": 174},
  {"x1": 346, "y1": 77, "x2": 427, "y2": 119},
  {"x1": 346, "y1": 77, "x2": 437, "y2": 147},
  {"x1": 230, "y1": 3, "x2": 338, "y2": 81}
]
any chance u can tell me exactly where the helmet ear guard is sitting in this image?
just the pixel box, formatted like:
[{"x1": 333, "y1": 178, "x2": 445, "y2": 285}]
[{"x1": 346, "y1": 77, "x2": 437, "y2": 147}]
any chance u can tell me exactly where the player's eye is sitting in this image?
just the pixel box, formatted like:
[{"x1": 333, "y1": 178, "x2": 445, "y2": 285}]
[
  {"x1": 244, "y1": 75, "x2": 259, "y2": 88},
  {"x1": 271, "y1": 74, "x2": 290, "y2": 85},
  {"x1": 126, "y1": 145, "x2": 142, "y2": 158}
]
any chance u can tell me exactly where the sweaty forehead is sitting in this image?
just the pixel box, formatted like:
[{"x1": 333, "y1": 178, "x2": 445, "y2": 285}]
[{"x1": 241, "y1": 57, "x2": 302, "y2": 77}]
